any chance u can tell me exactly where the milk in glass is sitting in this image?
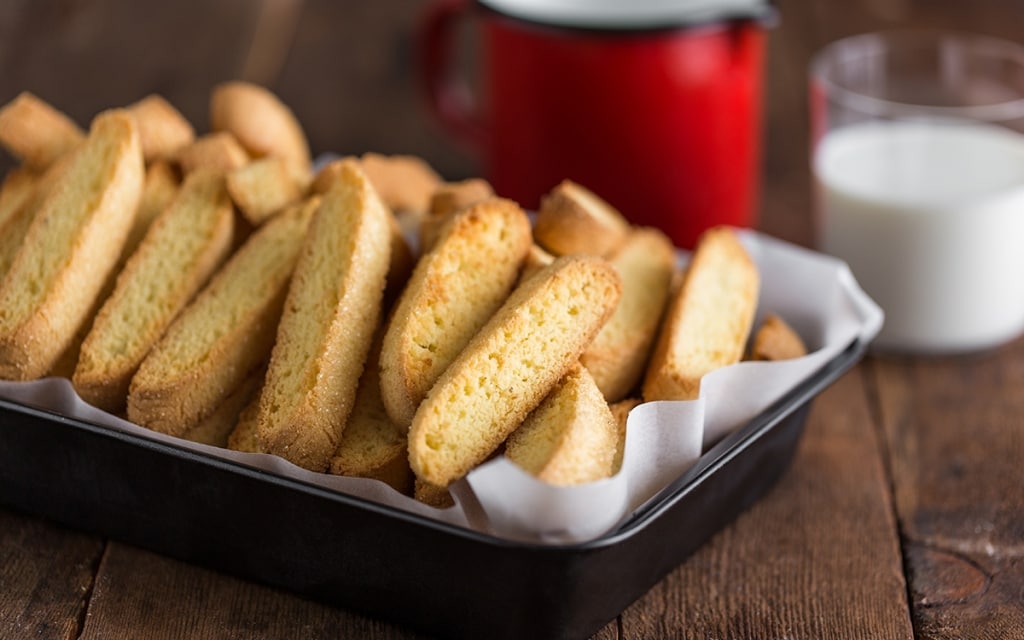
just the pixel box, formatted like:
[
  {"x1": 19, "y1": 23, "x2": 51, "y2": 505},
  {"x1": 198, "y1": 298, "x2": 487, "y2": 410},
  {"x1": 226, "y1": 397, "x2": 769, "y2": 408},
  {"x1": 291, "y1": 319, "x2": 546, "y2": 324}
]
[{"x1": 814, "y1": 120, "x2": 1024, "y2": 352}]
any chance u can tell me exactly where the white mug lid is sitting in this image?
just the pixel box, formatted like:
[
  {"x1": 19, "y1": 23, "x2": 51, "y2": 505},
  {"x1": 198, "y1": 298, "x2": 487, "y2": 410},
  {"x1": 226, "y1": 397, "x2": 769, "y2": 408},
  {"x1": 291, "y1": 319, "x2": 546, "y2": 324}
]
[{"x1": 478, "y1": 0, "x2": 774, "y2": 30}]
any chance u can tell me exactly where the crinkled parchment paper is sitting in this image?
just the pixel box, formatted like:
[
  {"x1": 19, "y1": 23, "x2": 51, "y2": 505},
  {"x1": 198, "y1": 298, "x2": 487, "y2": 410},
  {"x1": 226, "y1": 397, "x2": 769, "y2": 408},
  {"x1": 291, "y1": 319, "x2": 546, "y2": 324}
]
[{"x1": 0, "y1": 229, "x2": 882, "y2": 545}]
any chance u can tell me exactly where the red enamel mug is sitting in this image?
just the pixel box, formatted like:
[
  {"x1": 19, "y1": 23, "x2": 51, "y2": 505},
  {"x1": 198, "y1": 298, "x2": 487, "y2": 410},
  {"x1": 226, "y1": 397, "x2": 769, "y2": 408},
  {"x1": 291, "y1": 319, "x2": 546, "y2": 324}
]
[{"x1": 419, "y1": 0, "x2": 775, "y2": 249}]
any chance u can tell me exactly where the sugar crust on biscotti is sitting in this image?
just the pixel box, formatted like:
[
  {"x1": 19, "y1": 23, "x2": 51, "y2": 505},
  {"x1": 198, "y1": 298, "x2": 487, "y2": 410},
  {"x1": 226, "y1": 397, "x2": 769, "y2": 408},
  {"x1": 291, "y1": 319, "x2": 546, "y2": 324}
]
[
  {"x1": 505, "y1": 363, "x2": 619, "y2": 486},
  {"x1": 77, "y1": 168, "x2": 235, "y2": 413},
  {"x1": 408, "y1": 254, "x2": 622, "y2": 488},
  {"x1": 0, "y1": 109, "x2": 143, "y2": 380},
  {"x1": 126, "y1": 196, "x2": 316, "y2": 434},
  {"x1": 581, "y1": 226, "x2": 676, "y2": 402},
  {"x1": 379, "y1": 197, "x2": 532, "y2": 427},
  {"x1": 533, "y1": 180, "x2": 631, "y2": 258},
  {"x1": 642, "y1": 226, "x2": 759, "y2": 402},
  {"x1": 255, "y1": 160, "x2": 392, "y2": 472}
]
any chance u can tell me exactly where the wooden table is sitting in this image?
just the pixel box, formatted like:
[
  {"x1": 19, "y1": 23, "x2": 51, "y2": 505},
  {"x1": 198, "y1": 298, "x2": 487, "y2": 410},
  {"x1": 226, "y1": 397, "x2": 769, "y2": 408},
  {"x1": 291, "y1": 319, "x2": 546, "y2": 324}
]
[{"x1": 2, "y1": 1, "x2": 1023, "y2": 638}]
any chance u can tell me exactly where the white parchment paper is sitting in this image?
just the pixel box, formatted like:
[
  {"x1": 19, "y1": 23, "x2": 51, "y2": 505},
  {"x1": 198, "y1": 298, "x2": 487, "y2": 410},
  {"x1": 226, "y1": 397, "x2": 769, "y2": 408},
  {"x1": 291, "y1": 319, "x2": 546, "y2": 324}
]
[{"x1": 0, "y1": 229, "x2": 882, "y2": 545}]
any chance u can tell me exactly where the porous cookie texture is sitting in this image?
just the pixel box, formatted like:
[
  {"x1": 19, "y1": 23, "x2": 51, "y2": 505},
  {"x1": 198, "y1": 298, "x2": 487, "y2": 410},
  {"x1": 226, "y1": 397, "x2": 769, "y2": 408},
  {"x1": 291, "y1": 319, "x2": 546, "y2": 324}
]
[
  {"x1": 77, "y1": 168, "x2": 234, "y2": 413},
  {"x1": 581, "y1": 227, "x2": 676, "y2": 402},
  {"x1": 255, "y1": 160, "x2": 392, "y2": 472},
  {"x1": 408, "y1": 254, "x2": 622, "y2": 488},
  {"x1": 505, "y1": 364, "x2": 618, "y2": 486},
  {"x1": 643, "y1": 226, "x2": 759, "y2": 402},
  {"x1": 379, "y1": 197, "x2": 532, "y2": 427},
  {"x1": 0, "y1": 109, "x2": 143, "y2": 380},
  {"x1": 126, "y1": 196, "x2": 316, "y2": 434}
]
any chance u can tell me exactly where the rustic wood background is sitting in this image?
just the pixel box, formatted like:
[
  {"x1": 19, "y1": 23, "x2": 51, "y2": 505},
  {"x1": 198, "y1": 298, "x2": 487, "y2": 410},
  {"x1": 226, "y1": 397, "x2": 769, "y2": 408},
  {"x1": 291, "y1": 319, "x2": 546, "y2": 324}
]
[{"x1": 2, "y1": 1, "x2": 1023, "y2": 638}]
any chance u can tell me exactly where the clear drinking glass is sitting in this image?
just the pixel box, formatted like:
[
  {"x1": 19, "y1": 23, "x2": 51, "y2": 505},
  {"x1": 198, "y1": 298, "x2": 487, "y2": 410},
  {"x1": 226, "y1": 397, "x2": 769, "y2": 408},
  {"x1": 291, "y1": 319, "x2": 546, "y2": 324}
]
[{"x1": 810, "y1": 30, "x2": 1024, "y2": 354}]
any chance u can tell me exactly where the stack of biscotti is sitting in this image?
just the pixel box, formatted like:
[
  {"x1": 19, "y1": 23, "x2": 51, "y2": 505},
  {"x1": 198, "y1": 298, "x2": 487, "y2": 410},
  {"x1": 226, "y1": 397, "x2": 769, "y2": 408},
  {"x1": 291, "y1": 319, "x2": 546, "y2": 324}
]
[{"x1": 0, "y1": 86, "x2": 811, "y2": 511}]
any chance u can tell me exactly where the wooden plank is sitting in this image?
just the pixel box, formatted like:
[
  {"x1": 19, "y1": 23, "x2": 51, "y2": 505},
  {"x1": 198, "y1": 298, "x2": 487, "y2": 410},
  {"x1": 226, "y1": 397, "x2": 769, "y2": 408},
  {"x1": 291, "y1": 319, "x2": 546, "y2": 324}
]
[
  {"x1": 618, "y1": 368, "x2": 914, "y2": 639},
  {"x1": 79, "y1": 542, "x2": 433, "y2": 640},
  {"x1": 872, "y1": 342, "x2": 1024, "y2": 639},
  {"x1": 0, "y1": 509, "x2": 105, "y2": 639}
]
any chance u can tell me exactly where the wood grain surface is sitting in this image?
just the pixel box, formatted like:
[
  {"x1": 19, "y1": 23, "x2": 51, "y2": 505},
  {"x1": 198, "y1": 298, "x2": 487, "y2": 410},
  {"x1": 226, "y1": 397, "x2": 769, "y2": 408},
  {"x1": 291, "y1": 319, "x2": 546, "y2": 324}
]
[{"x1": 1, "y1": 1, "x2": 1023, "y2": 638}]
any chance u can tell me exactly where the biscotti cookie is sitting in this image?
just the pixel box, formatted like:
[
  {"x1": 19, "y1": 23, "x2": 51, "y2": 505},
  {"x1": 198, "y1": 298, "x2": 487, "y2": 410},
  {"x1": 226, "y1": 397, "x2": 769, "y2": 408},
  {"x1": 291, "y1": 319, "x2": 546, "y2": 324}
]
[
  {"x1": 0, "y1": 150, "x2": 77, "y2": 281},
  {"x1": 227, "y1": 156, "x2": 308, "y2": 226},
  {"x1": 46, "y1": 160, "x2": 180, "y2": 381},
  {"x1": 226, "y1": 396, "x2": 261, "y2": 453},
  {"x1": 176, "y1": 132, "x2": 250, "y2": 175},
  {"x1": 518, "y1": 243, "x2": 556, "y2": 284},
  {"x1": 210, "y1": 81, "x2": 311, "y2": 173},
  {"x1": 581, "y1": 227, "x2": 676, "y2": 402},
  {"x1": 505, "y1": 364, "x2": 618, "y2": 486},
  {"x1": 127, "y1": 94, "x2": 195, "y2": 163},
  {"x1": 379, "y1": 197, "x2": 532, "y2": 426},
  {"x1": 0, "y1": 109, "x2": 143, "y2": 380},
  {"x1": 329, "y1": 332, "x2": 413, "y2": 494},
  {"x1": 75, "y1": 168, "x2": 234, "y2": 413},
  {"x1": 642, "y1": 226, "x2": 760, "y2": 402},
  {"x1": 127, "y1": 196, "x2": 317, "y2": 434},
  {"x1": 0, "y1": 168, "x2": 37, "y2": 230},
  {"x1": 127, "y1": 161, "x2": 180, "y2": 253},
  {"x1": 0, "y1": 92, "x2": 84, "y2": 170},
  {"x1": 750, "y1": 313, "x2": 808, "y2": 361},
  {"x1": 609, "y1": 397, "x2": 640, "y2": 473},
  {"x1": 414, "y1": 479, "x2": 455, "y2": 508},
  {"x1": 533, "y1": 180, "x2": 631, "y2": 258},
  {"x1": 312, "y1": 157, "x2": 415, "y2": 308},
  {"x1": 408, "y1": 254, "x2": 621, "y2": 488},
  {"x1": 256, "y1": 159, "x2": 392, "y2": 472},
  {"x1": 420, "y1": 178, "x2": 494, "y2": 252},
  {"x1": 358, "y1": 152, "x2": 442, "y2": 217},
  {"x1": 180, "y1": 368, "x2": 264, "y2": 448}
]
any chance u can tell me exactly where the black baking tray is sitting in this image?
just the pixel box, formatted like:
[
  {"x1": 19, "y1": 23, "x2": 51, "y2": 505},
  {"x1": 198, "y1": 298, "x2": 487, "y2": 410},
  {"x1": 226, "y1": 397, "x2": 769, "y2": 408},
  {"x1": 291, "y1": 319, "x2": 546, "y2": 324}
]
[{"x1": 0, "y1": 337, "x2": 867, "y2": 640}]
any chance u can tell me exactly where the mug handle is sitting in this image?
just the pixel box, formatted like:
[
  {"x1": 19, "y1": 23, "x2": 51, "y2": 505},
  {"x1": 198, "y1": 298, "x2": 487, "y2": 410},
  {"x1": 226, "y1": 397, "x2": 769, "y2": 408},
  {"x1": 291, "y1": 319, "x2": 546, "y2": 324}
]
[{"x1": 419, "y1": 0, "x2": 487, "y2": 150}]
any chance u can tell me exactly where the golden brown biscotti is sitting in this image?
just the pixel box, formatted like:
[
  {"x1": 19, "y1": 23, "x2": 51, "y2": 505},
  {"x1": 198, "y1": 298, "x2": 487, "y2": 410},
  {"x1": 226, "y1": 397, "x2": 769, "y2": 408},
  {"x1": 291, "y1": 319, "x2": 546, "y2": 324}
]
[
  {"x1": 609, "y1": 397, "x2": 640, "y2": 473},
  {"x1": 0, "y1": 109, "x2": 143, "y2": 380},
  {"x1": 533, "y1": 180, "x2": 631, "y2": 258},
  {"x1": 226, "y1": 396, "x2": 261, "y2": 453},
  {"x1": 329, "y1": 332, "x2": 413, "y2": 495},
  {"x1": 127, "y1": 94, "x2": 195, "y2": 162},
  {"x1": 420, "y1": 178, "x2": 495, "y2": 252},
  {"x1": 518, "y1": 243, "x2": 556, "y2": 285},
  {"x1": 180, "y1": 368, "x2": 265, "y2": 448},
  {"x1": 505, "y1": 364, "x2": 618, "y2": 486},
  {"x1": 427, "y1": 178, "x2": 494, "y2": 219},
  {"x1": 255, "y1": 159, "x2": 392, "y2": 472},
  {"x1": 408, "y1": 254, "x2": 622, "y2": 488},
  {"x1": 0, "y1": 181, "x2": 39, "y2": 280},
  {"x1": 357, "y1": 152, "x2": 442, "y2": 217},
  {"x1": 312, "y1": 156, "x2": 415, "y2": 311},
  {"x1": 0, "y1": 167, "x2": 37, "y2": 229},
  {"x1": 176, "y1": 132, "x2": 250, "y2": 175},
  {"x1": 46, "y1": 160, "x2": 180, "y2": 381},
  {"x1": 128, "y1": 161, "x2": 180, "y2": 253},
  {"x1": 750, "y1": 313, "x2": 808, "y2": 361},
  {"x1": 642, "y1": 226, "x2": 760, "y2": 402},
  {"x1": 226, "y1": 155, "x2": 308, "y2": 226},
  {"x1": 581, "y1": 227, "x2": 676, "y2": 402},
  {"x1": 413, "y1": 479, "x2": 455, "y2": 508},
  {"x1": 0, "y1": 92, "x2": 84, "y2": 170},
  {"x1": 0, "y1": 150, "x2": 78, "y2": 281},
  {"x1": 209, "y1": 81, "x2": 311, "y2": 173},
  {"x1": 127, "y1": 196, "x2": 317, "y2": 434},
  {"x1": 380, "y1": 197, "x2": 533, "y2": 427},
  {"x1": 75, "y1": 169, "x2": 234, "y2": 413}
]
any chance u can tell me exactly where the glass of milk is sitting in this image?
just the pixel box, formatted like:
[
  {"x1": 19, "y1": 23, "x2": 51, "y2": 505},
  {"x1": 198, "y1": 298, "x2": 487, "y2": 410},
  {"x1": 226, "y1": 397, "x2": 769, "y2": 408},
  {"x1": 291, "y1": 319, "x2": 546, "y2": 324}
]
[{"x1": 810, "y1": 30, "x2": 1024, "y2": 354}]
